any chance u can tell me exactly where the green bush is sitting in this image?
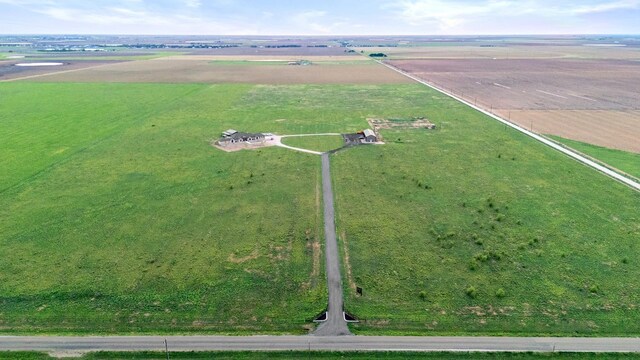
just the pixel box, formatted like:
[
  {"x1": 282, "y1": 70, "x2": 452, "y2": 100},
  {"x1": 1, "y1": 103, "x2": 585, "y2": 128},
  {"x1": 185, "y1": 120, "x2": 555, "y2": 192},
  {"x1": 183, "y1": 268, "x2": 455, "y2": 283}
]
[{"x1": 465, "y1": 286, "x2": 478, "y2": 299}]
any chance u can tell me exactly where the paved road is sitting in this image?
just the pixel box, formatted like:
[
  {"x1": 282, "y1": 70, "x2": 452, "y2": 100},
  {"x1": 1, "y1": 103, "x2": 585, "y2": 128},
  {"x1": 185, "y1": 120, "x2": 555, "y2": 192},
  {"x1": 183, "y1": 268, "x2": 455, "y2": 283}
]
[
  {"x1": 377, "y1": 61, "x2": 640, "y2": 192},
  {"x1": 3, "y1": 336, "x2": 640, "y2": 353},
  {"x1": 313, "y1": 153, "x2": 352, "y2": 336}
]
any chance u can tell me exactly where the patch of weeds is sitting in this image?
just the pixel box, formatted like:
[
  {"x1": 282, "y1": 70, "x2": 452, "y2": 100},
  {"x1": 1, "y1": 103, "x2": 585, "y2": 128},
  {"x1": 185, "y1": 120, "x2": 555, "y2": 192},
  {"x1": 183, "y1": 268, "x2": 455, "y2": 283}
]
[
  {"x1": 496, "y1": 288, "x2": 506, "y2": 298},
  {"x1": 465, "y1": 286, "x2": 478, "y2": 299}
]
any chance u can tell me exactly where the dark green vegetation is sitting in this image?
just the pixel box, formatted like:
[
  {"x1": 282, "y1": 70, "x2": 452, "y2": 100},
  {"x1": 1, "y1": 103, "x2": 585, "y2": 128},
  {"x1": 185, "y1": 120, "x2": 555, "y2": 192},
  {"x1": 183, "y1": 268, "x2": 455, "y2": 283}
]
[
  {"x1": 331, "y1": 87, "x2": 640, "y2": 335},
  {"x1": 369, "y1": 53, "x2": 388, "y2": 58},
  {"x1": 3, "y1": 352, "x2": 640, "y2": 359},
  {"x1": 0, "y1": 83, "x2": 333, "y2": 334},
  {"x1": 548, "y1": 135, "x2": 640, "y2": 180},
  {"x1": 281, "y1": 135, "x2": 345, "y2": 153}
]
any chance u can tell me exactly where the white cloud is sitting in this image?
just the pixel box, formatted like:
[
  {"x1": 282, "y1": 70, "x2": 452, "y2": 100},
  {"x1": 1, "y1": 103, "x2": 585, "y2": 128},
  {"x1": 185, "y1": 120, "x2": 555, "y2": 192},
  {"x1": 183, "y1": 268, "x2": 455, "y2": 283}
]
[
  {"x1": 392, "y1": 0, "x2": 640, "y2": 30},
  {"x1": 184, "y1": 0, "x2": 201, "y2": 8}
]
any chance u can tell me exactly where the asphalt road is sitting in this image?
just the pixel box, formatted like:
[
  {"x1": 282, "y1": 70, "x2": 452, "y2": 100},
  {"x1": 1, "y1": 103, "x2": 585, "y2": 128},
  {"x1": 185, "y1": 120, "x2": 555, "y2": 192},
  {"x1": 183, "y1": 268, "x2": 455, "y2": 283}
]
[
  {"x1": 377, "y1": 60, "x2": 640, "y2": 192},
  {"x1": 313, "y1": 153, "x2": 351, "y2": 336},
  {"x1": 3, "y1": 336, "x2": 640, "y2": 353}
]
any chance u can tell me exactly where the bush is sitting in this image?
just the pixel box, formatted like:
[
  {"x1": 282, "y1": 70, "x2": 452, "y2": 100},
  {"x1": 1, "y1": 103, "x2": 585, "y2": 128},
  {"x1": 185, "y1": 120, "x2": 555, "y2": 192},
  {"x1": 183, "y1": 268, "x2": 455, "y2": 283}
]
[
  {"x1": 465, "y1": 286, "x2": 478, "y2": 299},
  {"x1": 369, "y1": 53, "x2": 388, "y2": 58},
  {"x1": 419, "y1": 290, "x2": 427, "y2": 301},
  {"x1": 496, "y1": 288, "x2": 506, "y2": 298}
]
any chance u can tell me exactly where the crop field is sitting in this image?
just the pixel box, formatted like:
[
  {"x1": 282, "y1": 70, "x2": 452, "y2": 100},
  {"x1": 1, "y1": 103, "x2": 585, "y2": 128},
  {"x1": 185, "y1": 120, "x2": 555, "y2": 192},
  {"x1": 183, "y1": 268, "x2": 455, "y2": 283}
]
[
  {"x1": 0, "y1": 60, "x2": 122, "y2": 81},
  {"x1": 22, "y1": 57, "x2": 409, "y2": 85},
  {"x1": 359, "y1": 44, "x2": 640, "y2": 60},
  {"x1": 331, "y1": 85, "x2": 640, "y2": 335},
  {"x1": 388, "y1": 57, "x2": 640, "y2": 153}
]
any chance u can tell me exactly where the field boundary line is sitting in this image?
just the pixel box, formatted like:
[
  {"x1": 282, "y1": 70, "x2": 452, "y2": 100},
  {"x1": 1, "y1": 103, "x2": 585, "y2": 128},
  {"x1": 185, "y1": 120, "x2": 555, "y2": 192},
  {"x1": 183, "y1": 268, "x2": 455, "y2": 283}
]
[
  {"x1": 376, "y1": 60, "x2": 640, "y2": 192},
  {"x1": 0, "y1": 62, "x2": 124, "y2": 82}
]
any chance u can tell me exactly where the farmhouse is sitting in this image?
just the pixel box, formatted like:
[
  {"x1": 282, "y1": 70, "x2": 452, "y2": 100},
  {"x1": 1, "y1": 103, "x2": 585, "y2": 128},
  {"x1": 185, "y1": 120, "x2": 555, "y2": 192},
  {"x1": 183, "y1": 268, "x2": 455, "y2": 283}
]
[{"x1": 218, "y1": 129, "x2": 266, "y2": 146}]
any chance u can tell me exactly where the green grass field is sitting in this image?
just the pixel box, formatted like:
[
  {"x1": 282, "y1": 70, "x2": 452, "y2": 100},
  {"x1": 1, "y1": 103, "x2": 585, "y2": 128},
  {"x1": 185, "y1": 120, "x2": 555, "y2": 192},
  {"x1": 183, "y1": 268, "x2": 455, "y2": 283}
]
[
  {"x1": 0, "y1": 83, "x2": 333, "y2": 334},
  {"x1": 281, "y1": 135, "x2": 345, "y2": 153},
  {"x1": 2, "y1": 80, "x2": 639, "y2": 336},
  {"x1": 3, "y1": 352, "x2": 640, "y2": 359},
  {"x1": 548, "y1": 135, "x2": 640, "y2": 180},
  {"x1": 330, "y1": 87, "x2": 640, "y2": 335}
]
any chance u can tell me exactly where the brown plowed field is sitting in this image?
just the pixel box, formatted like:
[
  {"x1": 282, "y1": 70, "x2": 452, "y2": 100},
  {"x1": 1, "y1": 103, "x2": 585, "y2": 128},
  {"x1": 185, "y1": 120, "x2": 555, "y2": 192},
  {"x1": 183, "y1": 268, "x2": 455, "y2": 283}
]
[
  {"x1": 0, "y1": 60, "x2": 122, "y2": 81},
  {"x1": 389, "y1": 58, "x2": 640, "y2": 152},
  {"x1": 24, "y1": 58, "x2": 410, "y2": 85},
  {"x1": 497, "y1": 110, "x2": 640, "y2": 153},
  {"x1": 364, "y1": 45, "x2": 640, "y2": 60}
]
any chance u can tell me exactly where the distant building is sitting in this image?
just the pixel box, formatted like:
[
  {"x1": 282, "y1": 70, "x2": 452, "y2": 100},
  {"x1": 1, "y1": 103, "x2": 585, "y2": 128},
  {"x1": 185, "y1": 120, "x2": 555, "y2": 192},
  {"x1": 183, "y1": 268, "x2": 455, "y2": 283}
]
[
  {"x1": 218, "y1": 130, "x2": 265, "y2": 146},
  {"x1": 342, "y1": 129, "x2": 378, "y2": 145},
  {"x1": 363, "y1": 129, "x2": 377, "y2": 143}
]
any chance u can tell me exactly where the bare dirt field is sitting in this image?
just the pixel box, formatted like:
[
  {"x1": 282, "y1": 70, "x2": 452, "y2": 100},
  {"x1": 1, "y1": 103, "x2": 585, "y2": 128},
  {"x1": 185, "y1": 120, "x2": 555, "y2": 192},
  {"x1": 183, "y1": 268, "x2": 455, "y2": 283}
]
[
  {"x1": 389, "y1": 58, "x2": 640, "y2": 152},
  {"x1": 363, "y1": 45, "x2": 640, "y2": 60},
  {"x1": 0, "y1": 60, "x2": 122, "y2": 81},
  {"x1": 24, "y1": 57, "x2": 411, "y2": 84},
  {"x1": 190, "y1": 46, "x2": 351, "y2": 56}
]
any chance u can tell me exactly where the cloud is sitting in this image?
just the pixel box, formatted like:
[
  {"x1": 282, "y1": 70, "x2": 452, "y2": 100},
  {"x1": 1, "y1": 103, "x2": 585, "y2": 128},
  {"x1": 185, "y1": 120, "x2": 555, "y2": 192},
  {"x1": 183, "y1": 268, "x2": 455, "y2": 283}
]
[
  {"x1": 183, "y1": 0, "x2": 201, "y2": 8},
  {"x1": 572, "y1": 0, "x2": 640, "y2": 14},
  {"x1": 391, "y1": 0, "x2": 640, "y2": 30}
]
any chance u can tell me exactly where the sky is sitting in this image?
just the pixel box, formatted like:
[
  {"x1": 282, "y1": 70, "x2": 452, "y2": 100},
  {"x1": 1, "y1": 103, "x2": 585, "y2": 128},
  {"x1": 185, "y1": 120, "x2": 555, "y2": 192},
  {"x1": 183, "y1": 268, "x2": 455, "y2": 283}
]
[{"x1": 0, "y1": 0, "x2": 639, "y2": 35}]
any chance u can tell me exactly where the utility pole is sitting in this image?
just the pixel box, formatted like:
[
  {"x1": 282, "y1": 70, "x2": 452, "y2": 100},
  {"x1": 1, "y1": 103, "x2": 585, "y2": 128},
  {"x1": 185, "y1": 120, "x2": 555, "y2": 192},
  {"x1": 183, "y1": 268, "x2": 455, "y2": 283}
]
[{"x1": 164, "y1": 339, "x2": 170, "y2": 360}]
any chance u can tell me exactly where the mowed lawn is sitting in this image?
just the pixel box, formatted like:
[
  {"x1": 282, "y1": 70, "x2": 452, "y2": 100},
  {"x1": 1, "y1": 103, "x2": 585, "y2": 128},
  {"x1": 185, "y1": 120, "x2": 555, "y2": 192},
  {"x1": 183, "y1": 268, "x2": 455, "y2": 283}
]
[
  {"x1": 331, "y1": 86, "x2": 640, "y2": 335},
  {"x1": 0, "y1": 83, "x2": 339, "y2": 334}
]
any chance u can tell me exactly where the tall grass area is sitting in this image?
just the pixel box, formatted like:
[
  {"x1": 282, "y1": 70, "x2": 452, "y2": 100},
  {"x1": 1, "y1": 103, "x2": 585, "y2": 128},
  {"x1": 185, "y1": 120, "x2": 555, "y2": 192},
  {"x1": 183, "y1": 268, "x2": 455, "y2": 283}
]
[
  {"x1": 0, "y1": 83, "x2": 338, "y2": 334},
  {"x1": 548, "y1": 135, "x2": 640, "y2": 179},
  {"x1": 331, "y1": 87, "x2": 640, "y2": 335}
]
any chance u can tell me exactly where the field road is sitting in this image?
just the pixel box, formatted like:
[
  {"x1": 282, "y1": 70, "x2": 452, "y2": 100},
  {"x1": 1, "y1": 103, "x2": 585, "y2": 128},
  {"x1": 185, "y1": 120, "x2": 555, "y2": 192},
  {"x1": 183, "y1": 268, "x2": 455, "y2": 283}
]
[
  {"x1": 313, "y1": 153, "x2": 352, "y2": 336},
  {"x1": 3, "y1": 336, "x2": 640, "y2": 353},
  {"x1": 376, "y1": 61, "x2": 640, "y2": 192}
]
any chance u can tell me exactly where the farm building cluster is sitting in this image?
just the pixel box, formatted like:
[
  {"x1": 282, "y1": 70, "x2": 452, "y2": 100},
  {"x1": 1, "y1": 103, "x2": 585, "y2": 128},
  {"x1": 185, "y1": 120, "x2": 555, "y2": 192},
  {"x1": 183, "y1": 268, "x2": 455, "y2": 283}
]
[
  {"x1": 343, "y1": 129, "x2": 379, "y2": 145},
  {"x1": 215, "y1": 129, "x2": 276, "y2": 151}
]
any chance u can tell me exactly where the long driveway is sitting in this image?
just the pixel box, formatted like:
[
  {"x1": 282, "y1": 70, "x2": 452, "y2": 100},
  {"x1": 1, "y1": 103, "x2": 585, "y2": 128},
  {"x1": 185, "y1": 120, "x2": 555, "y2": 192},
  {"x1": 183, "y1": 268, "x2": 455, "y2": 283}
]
[
  {"x1": 313, "y1": 153, "x2": 351, "y2": 336},
  {"x1": 3, "y1": 336, "x2": 640, "y2": 353}
]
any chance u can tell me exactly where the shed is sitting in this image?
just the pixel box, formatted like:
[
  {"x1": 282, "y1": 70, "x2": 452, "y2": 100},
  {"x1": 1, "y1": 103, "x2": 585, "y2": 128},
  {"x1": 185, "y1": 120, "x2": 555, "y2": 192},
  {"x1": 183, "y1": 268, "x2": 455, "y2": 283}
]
[{"x1": 363, "y1": 129, "x2": 377, "y2": 143}]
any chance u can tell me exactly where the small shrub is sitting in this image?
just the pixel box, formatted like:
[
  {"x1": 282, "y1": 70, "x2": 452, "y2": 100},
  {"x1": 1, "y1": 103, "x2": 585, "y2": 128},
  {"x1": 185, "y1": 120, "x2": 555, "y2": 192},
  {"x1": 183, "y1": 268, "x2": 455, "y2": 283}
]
[
  {"x1": 496, "y1": 288, "x2": 506, "y2": 298},
  {"x1": 228, "y1": 185, "x2": 234, "y2": 190},
  {"x1": 622, "y1": 258, "x2": 629, "y2": 264},
  {"x1": 419, "y1": 290, "x2": 427, "y2": 301},
  {"x1": 589, "y1": 285, "x2": 600, "y2": 294},
  {"x1": 468, "y1": 261, "x2": 478, "y2": 271},
  {"x1": 495, "y1": 214, "x2": 505, "y2": 222},
  {"x1": 465, "y1": 286, "x2": 478, "y2": 299}
]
